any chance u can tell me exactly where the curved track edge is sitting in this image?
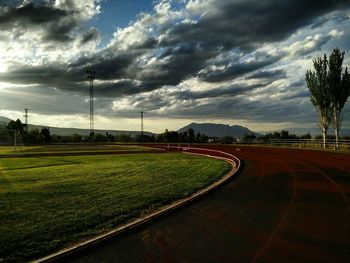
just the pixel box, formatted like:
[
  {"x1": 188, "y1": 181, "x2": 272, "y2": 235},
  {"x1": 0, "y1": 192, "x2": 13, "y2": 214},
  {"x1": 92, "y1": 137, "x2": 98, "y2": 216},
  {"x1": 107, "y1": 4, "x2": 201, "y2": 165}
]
[{"x1": 31, "y1": 148, "x2": 241, "y2": 263}]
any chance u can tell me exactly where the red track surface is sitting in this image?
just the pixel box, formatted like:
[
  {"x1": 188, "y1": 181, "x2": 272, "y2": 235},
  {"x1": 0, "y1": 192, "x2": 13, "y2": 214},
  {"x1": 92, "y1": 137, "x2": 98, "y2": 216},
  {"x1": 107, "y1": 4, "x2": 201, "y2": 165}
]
[{"x1": 59, "y1": 145, "x2": 350, "y2": 263}]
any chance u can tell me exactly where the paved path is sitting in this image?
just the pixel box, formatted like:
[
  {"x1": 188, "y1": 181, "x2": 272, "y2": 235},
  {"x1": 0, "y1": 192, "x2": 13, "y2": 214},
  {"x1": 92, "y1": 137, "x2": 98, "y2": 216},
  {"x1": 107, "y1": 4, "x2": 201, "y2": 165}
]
[{"x1": 59, "y1": 146, "x2": 350, "y2": 263}]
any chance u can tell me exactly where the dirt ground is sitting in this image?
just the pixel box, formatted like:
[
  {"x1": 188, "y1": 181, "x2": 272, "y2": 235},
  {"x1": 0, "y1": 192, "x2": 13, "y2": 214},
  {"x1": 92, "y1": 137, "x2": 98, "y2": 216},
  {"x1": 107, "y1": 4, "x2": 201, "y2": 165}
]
[{"x1": 53, "y1": 145, "x2": 350, "y2": 263}]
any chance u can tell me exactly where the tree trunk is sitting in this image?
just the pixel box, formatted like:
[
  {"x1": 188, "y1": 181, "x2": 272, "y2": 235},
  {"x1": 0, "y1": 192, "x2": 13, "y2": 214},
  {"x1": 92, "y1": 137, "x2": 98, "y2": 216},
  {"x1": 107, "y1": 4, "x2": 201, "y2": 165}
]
[
  {"x1": 335, "y1": 127, "x2": 339, "y2": 150},
  {"x1": 334, "y1": 106, "x2": 339, "y2": 150},
  {"x1": 323, "y1": 127, "x2": 327, "y2": 149}
]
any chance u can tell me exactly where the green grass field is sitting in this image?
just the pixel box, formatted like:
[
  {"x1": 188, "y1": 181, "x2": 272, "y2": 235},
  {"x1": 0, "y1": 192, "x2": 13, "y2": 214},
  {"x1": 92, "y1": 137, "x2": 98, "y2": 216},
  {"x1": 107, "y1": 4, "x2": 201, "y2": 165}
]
[
  {"x1": 0, "y1": 151, "x2": 230, "y2": 262},
  {"x1": 0, "y1": 144, "x2": 155, "y2": 156}
]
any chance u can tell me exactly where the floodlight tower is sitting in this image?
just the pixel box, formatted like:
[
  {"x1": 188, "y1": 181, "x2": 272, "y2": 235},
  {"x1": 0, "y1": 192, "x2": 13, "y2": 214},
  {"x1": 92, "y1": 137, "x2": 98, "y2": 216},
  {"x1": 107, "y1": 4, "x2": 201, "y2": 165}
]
[
  {"x1": 86, "y1": 70, "x2": 96, "y2": 134},
  {"x1": 139, "y1": 110, "x2": 145, "y2": 137},
  {"x1": 139, "y1": 109, "x2": 147, "y2": 138},
  {"x1": 24, "y1": 108, "x2": 29, "y2": 132}
]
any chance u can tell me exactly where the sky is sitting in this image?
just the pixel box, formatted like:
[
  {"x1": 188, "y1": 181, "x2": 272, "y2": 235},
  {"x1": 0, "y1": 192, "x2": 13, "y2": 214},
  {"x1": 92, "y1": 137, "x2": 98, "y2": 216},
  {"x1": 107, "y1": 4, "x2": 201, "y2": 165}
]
[{"x1": 0, "y1": 0, "x2": 350, "y2": 133}]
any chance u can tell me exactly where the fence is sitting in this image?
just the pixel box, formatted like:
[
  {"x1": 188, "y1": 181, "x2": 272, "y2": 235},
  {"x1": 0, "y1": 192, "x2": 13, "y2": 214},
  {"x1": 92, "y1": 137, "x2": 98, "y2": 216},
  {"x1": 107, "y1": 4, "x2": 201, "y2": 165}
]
[
  {"x1": 238, "y1": 138, "x2": 350, "y2": 150},
  {"x1": 0, "y1": 129, "x2": 17, "y2": 146}
]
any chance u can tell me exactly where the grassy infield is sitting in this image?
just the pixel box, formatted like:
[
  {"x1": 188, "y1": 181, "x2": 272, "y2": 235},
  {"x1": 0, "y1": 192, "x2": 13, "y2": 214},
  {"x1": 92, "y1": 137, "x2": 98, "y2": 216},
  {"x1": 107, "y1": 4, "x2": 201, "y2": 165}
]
[{"x1": 0, "y1": 145, "x2": 230, "y2": 262}]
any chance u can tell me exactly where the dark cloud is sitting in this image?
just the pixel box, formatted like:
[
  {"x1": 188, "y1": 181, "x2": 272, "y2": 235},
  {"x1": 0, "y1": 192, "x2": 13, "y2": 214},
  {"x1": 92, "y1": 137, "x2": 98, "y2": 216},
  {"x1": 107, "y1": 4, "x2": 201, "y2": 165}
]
[
  {"x1": 130, "y1": 37, "x2": 158, "y2": 50},
  {"x1": 0, "y1": 48, "x2": 143, "y2": 85},
  {"x1": 132, "y1": 47, "x2": 217, "y2": 87},
  {"x1": 130, "y1": 94, "x2": 169, "y2": 112},
  {"x1": 43, "y1": 19, "x2": 76, "y2": 42},
  {"x1": 68, "y1": 46, "x2": 153, "y2": 81},
  {"x1": 311, "y1": 10, "x2": 349, "y2": 29},
  {"x1": 56, "y1": 80, "x2": 149, "y2": 98},
  {"x1": 0, "y1": 3, "x2": 68, "y2": 26},
  {"x1": 80, "y1": 28, "x2": 100, "y2": 44},
  {"x1": 95, "y1": 80, "x2": 142, "y2": 96},
  {"x1": 247, "y1": 69, "x2": 287, "y2": 80},
  {"x1": 0, "y1": 64, "x2": 73, "y2": 84},
  {"x1": 174, "y1": 83, "x2": 269, "y2": 100},
  {"x1": 0, "y1": 2, "x2": 74, "y2": 41},
  {"x1": 160, "y1": 0, "x2": 349, "y2": 51},
  {"x1": 164, "y1": 95, "x2": 314, "y2": 123},
  {"x1": 287, "y1": 89, "x2": 310, "y2": 100},
  {"x1": 289, "y1": 79, "x2": 305, "y2": 87},
  {"x1": 199, "y1": 55, "x2": 281, "y2": 83},
  {"x1": 0, "y1": 2, "x2": 100, "y2": 43}
]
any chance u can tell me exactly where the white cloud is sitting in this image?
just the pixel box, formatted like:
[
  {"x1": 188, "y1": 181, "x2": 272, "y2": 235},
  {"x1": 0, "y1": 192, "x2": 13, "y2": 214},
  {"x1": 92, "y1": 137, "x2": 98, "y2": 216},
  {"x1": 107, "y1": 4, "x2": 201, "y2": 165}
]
[
  {"x1": 110, "y1": 17, "x2": 152, "y2": 50},
  {"x1": 54, "y1": 0, "x2": 101, "y2": 20},
  {"x1": 283, "y1": 33, "x2": 331, "y2": 57},
  {"x1": 329, "y1": 29, "x2": 344, "y2": 38},
  {"x1": 185, "y1": 0, "x2": 212, "y2": 15},
  {"x1": 154, "y1": 1, "x2": 172, "y2": 16}
]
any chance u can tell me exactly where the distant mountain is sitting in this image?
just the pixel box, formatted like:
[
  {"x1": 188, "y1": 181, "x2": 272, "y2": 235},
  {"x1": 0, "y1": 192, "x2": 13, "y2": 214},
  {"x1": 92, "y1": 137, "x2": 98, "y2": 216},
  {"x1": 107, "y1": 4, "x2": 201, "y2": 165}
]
[
  {"x1": 0, "y1": 116, "x2": 12, "y2": 124},
  {"x1": 0, "y1": 116, "x2": 154, "y2": 136},
  {"x1": 178, "y1": 123, "x2": 259, "y2": 138},
  {"x1": 27, "y1": 124, "x2": 155, "y2": 137}
]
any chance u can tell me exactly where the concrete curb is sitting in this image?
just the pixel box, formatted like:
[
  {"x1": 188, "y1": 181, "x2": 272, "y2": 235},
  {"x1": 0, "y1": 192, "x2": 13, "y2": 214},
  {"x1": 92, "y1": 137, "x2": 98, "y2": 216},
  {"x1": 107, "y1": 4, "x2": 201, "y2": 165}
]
[{"x1": 31, "y1": 148, "x2": 241, "y2": 263}]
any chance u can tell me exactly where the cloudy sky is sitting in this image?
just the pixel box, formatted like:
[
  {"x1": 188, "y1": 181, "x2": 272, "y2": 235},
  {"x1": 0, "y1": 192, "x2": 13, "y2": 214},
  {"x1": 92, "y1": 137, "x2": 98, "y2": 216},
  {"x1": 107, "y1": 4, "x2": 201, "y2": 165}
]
[{"x1": 0, "y1": 0, "x2": 349, "y2": 133}]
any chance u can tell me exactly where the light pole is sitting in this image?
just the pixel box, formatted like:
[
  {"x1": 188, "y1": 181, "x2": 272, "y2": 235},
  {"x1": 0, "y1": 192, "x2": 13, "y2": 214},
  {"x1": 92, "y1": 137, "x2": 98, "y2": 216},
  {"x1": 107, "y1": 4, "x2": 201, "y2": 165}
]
[
  {"x1": 24, "y1": 108, "x2": 29, "y2": 133},
  {"x1": 140, "y1": 110, "x2": 144, "y2": 138},
  {"x1": 86, "y1": 70, "x2": 96, "y2": 135}
]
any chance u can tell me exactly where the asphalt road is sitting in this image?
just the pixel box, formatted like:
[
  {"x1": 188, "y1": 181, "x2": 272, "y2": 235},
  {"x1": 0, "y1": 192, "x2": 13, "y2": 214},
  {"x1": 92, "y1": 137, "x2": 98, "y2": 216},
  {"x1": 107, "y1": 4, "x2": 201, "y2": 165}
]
[{"x1": 59, "y1": 145, "x2": 350, "y2": 263}]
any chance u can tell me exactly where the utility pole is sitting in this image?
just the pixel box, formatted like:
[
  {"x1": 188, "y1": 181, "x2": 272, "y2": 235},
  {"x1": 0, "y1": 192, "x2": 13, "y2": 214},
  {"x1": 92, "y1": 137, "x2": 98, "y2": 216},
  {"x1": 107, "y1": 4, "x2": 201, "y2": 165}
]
[
  {"x1": 140, "y1": 110, "x2": 144, "y2": 137},
  {"x1": 24, "y1": 108, "x2": 29, "y2": 133},
  {"x1": 86, "y1": 70, "x2": 96, "y2": 135}
]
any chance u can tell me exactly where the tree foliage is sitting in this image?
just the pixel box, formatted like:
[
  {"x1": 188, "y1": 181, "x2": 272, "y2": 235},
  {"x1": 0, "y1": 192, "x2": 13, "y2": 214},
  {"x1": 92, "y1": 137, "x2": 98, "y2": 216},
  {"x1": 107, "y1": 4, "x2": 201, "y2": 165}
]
[
  {"x1": 6, "y1": 119, "x2": 25, "y2": 135},
  {"x1": 305, "y1": 55, "x2": 332, "y2": 148},
  {"x1": 305, "y1": 48, "x2": 350, "y2": 149},
  {"x1": 328, "y1": 48, "x2": 350, "y2": 148}
]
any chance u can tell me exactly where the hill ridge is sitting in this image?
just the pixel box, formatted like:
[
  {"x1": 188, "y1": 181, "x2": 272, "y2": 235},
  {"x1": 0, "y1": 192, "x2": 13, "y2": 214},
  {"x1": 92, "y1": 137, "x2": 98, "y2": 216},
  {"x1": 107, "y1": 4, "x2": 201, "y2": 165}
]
[
  {"x1": 0, "y1": 116, "x2": 153, "y2": 136},
  {"x1": 178, "y1": 122, "x2": 259, "y2": 138}
]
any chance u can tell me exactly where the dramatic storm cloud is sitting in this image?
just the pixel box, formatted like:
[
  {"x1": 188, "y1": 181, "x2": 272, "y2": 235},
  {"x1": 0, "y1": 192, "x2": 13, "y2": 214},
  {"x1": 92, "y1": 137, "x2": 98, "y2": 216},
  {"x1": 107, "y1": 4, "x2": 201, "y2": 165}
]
[{"x1": 0, "y1": 0, "x2": 349, "y2": 132}]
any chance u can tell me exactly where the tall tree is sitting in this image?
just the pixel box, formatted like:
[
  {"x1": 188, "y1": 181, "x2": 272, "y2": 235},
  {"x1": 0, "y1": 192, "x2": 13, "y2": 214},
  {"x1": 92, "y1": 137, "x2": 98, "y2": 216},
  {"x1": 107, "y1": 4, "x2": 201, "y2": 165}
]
[
  {"x1": 6, "y1": 119, "x2": 25, "y2": 134},
  {"x1": 188, "y1": 128, "x2": 195, "y2": 144},
  {"x1": 40, "y1": 127, "x2": 52, "y2": 144},
  {"x1": 328, "y1": 48, "x2": 350, "y2": 149},
  {"x1": 305, "y1": 55, "x2": 332, "y2": 148}
]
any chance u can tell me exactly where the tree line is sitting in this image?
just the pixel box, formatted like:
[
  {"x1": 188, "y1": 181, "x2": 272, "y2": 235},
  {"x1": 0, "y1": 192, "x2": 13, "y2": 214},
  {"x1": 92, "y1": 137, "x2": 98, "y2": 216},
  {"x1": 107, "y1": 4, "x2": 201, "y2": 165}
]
[
  {"x1": 306, "y1": 48, "x2": 350, "y2": 149},
  {"x1": 0, "y1": 120, "x2": 214, "y2": 144},
  {"x1": 0, "y1": 119, "x2": 52, "y2": 144},
  {"x1": 3, "y1": 118, "x2": 346, "y2": 146}
]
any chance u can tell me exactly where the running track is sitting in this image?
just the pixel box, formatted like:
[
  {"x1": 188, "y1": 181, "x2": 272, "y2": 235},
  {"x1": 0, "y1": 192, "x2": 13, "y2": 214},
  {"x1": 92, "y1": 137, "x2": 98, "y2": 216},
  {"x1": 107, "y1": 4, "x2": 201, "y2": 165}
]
[{"x1": 60, "y1": 145, "x2": 350, "y2": 263}]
